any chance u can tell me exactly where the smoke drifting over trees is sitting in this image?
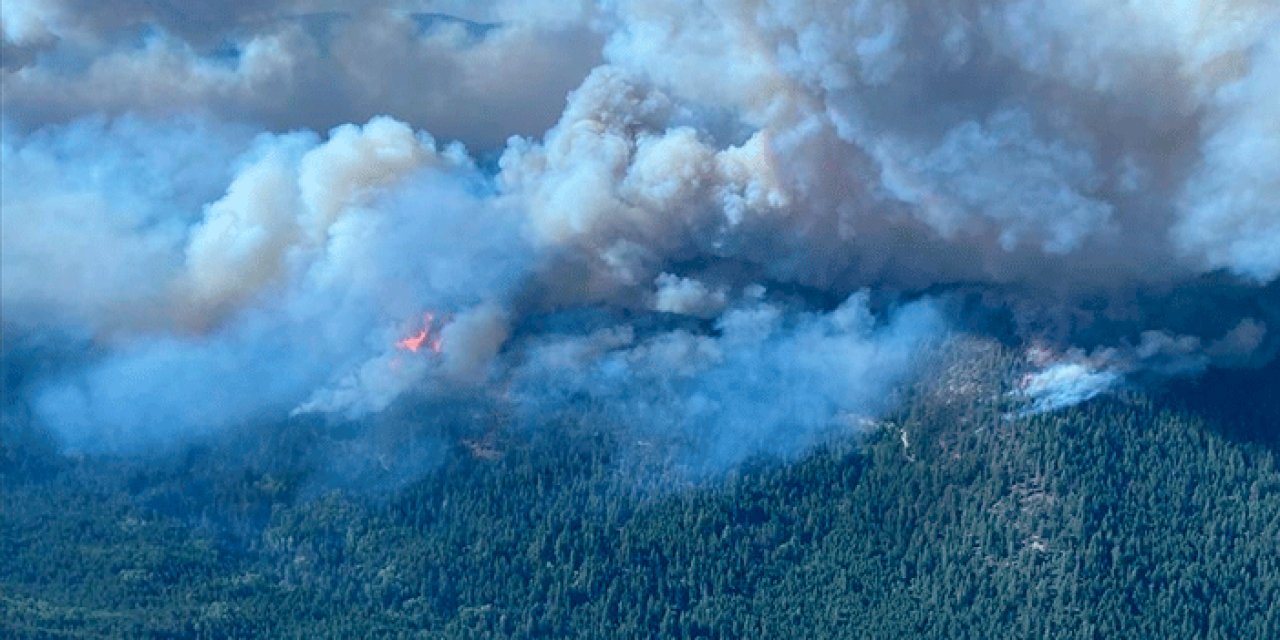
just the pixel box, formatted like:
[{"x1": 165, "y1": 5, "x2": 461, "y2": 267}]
[{"x1": 2, "y1": 1, "x2": 1278, "y2": 458}]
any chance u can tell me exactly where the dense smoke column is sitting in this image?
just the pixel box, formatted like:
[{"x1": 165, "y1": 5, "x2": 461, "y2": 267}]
[{"x1": 1, "y1": 1, "x2": 1277, "y2": 458}]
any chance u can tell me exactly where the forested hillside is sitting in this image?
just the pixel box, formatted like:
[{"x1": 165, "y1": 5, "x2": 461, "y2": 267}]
[
  {"x1": 4, "y1": 351, "x2": 1280, "y2": 639},
  {"x1": 6, "y1": 1, "x2": 1280, "y2": 638}
]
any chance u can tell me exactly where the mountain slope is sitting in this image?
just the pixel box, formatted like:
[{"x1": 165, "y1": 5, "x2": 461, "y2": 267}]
[{"x1": 3, "y1": 360, "x2": 1280, "y2": 638}]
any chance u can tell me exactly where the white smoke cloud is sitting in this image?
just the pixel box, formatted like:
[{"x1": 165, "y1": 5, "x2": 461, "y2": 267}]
[
  {"x1": 588, "y1": 0, "x2": 1279, "y2": 287},
  {"x1": 1173, "y1": 35, "x2": 1280, "y2": 282},
  {"x1": 510, "y1": 291, "x2": 943, "y2": 468},
  {"x1": 1, "y1": 116, "x2": 254, "y2": 334},
  {"x1": 0, "y1": 0, "x2": 60, "y2": 44},
  {"x1": 874, "y1": 108, "x2": 1114, "y2": 253},
  {"x1": 3, "y1": 1, "x2": 1279, "y2": 457},
  {"x1": 184, "y1": 117, "x2": 444, "y2": 318},
  {"x1": 1019, "y1": 361, "x2": 1121, "y2": 414},
  {"x1": 1017, "y1": 319, "x2": 1273, "y2": 414},
  {"x1": 651, "y1": 273, "x2": 728, "y2": 318},
  {"x1": 7, "y1": 118, "x2": 528, "y2": 450}
]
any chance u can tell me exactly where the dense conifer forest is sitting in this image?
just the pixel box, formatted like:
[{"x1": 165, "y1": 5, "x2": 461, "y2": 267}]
[
  {"x1": 4, "y1": 347, "x2": 1280, "y2": 639},
  {"x1": 6, "y1": 1, "x2": 1279, "y2": 638}
]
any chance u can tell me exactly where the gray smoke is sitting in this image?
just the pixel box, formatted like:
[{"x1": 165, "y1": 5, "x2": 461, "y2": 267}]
[
  {"x1": 2, "y1": 2, "x2": 602, "y2": 150},
  {"x1": 2, "y1": 0, "x2": 1278, "y2": 462}
]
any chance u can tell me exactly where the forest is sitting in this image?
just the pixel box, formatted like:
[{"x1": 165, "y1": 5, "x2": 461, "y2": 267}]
[
  {"x1": 3, "y1": 344, "x2": 1280, "y2": 639},
  {"x1": 5, "y1": 2, "x2": 1280, "y2": 638}
]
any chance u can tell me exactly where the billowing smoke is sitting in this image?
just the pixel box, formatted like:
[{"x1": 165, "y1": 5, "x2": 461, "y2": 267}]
[
  {"x1": 3, "y1": 1, "x2": 1278, "y2": 462},
  {"x1": 1, "y1": 2, "x2": 601, "y2": 150},
  {"x1": 507, "y1": 291, "x2": 943, "y2": 471}
]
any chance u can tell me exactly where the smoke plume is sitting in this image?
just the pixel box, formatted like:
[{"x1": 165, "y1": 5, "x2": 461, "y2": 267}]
[{"x1": 3, "y1": 1, "x2": 1278, "y2": 463}]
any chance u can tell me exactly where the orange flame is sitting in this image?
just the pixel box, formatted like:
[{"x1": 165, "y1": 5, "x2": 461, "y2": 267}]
[{"x1": 396, "y1": 313, "x2": 443, "y2": 354}]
